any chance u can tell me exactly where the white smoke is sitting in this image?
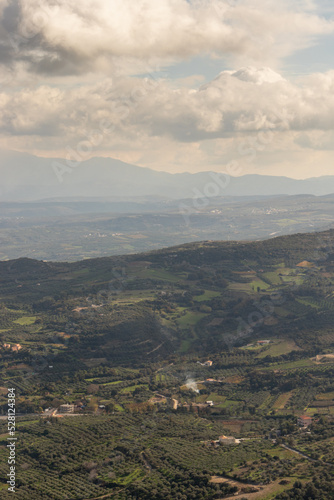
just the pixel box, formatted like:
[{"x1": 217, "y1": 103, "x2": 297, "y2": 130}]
[{"x1": 186, "y1": 378, "x2": 199, "y2": 393}]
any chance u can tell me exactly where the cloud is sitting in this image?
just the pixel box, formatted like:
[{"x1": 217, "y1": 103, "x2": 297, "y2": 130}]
[
  {"x1": 226, "y1": 67, "x2": 285, "y2": 84},
  {"x1": 130, "y1": 67, "x2": 334, "y2": 141},
  {"x1": 0, "y1": 2, "x2": 332, "y2": 177},
  {"x1": 295, "y1": 130, "x2": 334, "y2": 150},
  {"x1": 2, "y1": 67, "x2": 334, "y2": 144},
  {"x1": 0, "y1": 0, "x2": 333, "y2": 77}
]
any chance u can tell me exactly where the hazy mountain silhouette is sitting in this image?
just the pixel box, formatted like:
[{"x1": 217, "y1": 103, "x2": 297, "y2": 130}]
[{"x1": 2, "y1": 150, "x2": 334, "y2": 201}]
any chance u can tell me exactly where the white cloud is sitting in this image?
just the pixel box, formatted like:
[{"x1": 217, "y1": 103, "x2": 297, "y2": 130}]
[
  {"x1": 2, "y1": 67, "x2": 334, "y2": 141},
  {"x1": 0, "y1": 0, "x2": 333, "y2": 77},
  {"x1": 226, "y1": 67, "x2": 285, "y2": 84},
  {"x1": 1, "y1": 66, "x2": 334, "y2": 169},
  {"x1": 0, "y1": 1, "x2": 333, "y2": 177}
]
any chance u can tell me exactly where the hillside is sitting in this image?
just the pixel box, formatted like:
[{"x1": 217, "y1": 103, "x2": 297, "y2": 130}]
[
  {"x1": 1, "y1": 231, "x2": 334, "y2": 499},
  {"x1": 1, "y1": 229, "x2": 334, "y2": 365}
]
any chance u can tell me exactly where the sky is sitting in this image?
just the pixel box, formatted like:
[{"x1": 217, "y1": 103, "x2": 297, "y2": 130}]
[{"x1": 0, "y1": 0, "x2": 334, "y2": 178}]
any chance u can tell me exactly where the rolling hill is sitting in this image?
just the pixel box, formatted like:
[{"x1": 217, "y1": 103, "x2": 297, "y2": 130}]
[{"x1": 1, "y1": 231, "x2": 334, "y2": 499}]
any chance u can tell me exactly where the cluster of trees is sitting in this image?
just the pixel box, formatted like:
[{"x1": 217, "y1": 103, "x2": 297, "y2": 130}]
[
  {"x1": 124, "y1": 472, "x2": 236, "y2": 500},
  {"x1": 275, "y1": 476, "x2": 334, "y2": 499}
]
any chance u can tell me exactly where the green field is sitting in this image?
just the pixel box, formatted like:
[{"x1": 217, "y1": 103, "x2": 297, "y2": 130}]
[
  {"x1": 193, "y1": 290, "x2": 221, "y2": 302},
  {"x1": 257, "y1": 340, "x2": 300, "y2": 358},
  {"x1": 272, "y1": 392, "x2": 294, "y2": 410},
  {"x1": 250, "y1": 279, "x2": 271, "y2": 291},
  {"x1": 120, "y1": 384, "x2": 149, "y2": 394},
  {"x1": 263, "y1": 271, "x2": 283, "y2": 285},
  {"x1": 296, "y1": 297, "x2": 321, "y2": 309},
  {"x1": 194, "y1": 393, "x2": 227, "y2": 404},
  {"x1": 268, "y1": 359, "x2": 314, "y2": 370},
  {"x1": 229, "y1": 277, "x2": 270, "y2": 293},
  {"x1": 177, "y1": 311, "x2": 207, "y2": 328},
  {"x1": 136, "y1": 268, "x2": 183, "y2": 282},
  {"x1": 101, "y1": 380, "x2": 124, "y2": 386},
  {"x1": 13, "y1": 316, "x2": 36, "y2": 325}
]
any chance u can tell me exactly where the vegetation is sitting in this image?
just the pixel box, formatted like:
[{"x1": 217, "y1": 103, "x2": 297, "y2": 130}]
[{"x1": 1, "y1": 230, "x2": 334, "y2": 497}]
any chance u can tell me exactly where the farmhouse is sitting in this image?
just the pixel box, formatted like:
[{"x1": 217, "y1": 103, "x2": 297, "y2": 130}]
[
  {"x1": 59, "y1": 404, "x2": 75, "y2": 414},
  {"x1": 297, "y1": 415, "x2": 312, "y2": 427},
  {"x1": 315, "y1": 354, "x2": 334, "y2": 362},
  {"x1": 219, "y1": 435, "x2": 239, "y2": 445},
  {"x1": 12, "y1": 344, "x2": 22, "y2": 352}
]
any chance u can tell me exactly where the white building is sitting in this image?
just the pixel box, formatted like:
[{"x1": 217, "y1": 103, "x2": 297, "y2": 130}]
[
  {"x1": 59, "y1": 404, "x2": 74, "y2": 414},
  {"x1": 219, "y1": 435, "x2": 239, "y2": 445}
]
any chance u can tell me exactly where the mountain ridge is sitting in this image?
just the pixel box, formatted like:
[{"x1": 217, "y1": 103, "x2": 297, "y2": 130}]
[{"x1": 2, "y1": 150, "x2": 334, "y2": 201}]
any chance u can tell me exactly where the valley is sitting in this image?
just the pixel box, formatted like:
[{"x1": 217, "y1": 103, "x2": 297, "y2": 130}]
[
  {"x1": 0, "y1": 231, "x2": 334, "y2": 497},
  {"x1": 1, "y1": 194, "x2": 334, "y2": 261}
]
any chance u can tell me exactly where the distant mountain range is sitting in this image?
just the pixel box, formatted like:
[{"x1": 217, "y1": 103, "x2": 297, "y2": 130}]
[{"x1": 2, "y1": 150, "x2": 334, "y2": 201}]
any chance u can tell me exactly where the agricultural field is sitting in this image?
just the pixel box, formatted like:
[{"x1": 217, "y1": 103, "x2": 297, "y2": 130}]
[
  {"x1": 272, "y1": 392, "x2": 294, "y2": 410},
  {"x1": 176, "y1": 311, "x2": 207, "y2": 328},
  {"x1": 0, "y1": 231, "x2": 334, "y2": 497},
  {"x1": 256, "y1": 340, "x2": 301, "y2": 358},
  {"x1": 193, "y1": 290, "x2": 221, "y2": 302},
  {"x1": 13, "y1": 316, "x2": 37, "y2": 326}
]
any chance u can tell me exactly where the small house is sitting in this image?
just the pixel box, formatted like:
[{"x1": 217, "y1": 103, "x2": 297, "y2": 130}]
[
  {"x1": 12, "y1": 344, "x2": 22, "y2": 352},
  {"x1": 298, "y1": 415, "x2": 312, "y2": 427},
  {"x1": 219, "y1": 435, "x2": 238, "y2": 445}
]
